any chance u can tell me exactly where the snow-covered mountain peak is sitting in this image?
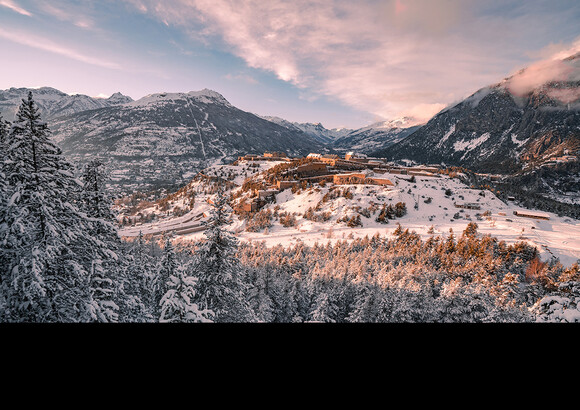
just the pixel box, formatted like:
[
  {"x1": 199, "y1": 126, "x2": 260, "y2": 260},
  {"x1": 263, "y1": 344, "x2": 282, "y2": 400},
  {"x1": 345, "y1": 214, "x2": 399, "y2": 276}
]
[
  {"x1": 128, "y1": 89, "x2": 232, "y2": 108},
  {"x1": 105, "y1": 92, "x2": 134, "y2": 105},
  {"x1": 350, "y1": 117, "x2": 421, "y2": 135},
  {"x1": 187, "y1": 88, "x2": 231, "y2": 105}
]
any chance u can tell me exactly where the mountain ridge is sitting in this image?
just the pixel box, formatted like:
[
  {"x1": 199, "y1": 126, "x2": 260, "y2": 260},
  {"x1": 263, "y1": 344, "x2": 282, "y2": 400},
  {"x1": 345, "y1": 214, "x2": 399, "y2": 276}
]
[
  {"x1": 0, "y1": 86, "x2": 133, "y2": 121},
  {"x1": 32, "y1": 87, "x2": 329, "y2": 193},
  {"x1": 373, "y1": 53, "x2": 580, "y2": 174}
]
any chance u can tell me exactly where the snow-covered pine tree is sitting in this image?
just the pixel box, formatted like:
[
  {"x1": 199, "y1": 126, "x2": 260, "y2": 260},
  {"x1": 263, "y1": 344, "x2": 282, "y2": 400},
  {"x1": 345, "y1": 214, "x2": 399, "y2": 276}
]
[
  {"x1": 347, "y1": 283, "x2": 377, "y2": 322},
  {"x1": 0, "y1": 114, "x2": 11, "y2": 311},
  {"x1": 308, "y1": 291, "x2": 338, "y2": 323},
  {"x1": 0, "y1": 113, "x2": 11, "y2": 206},
  {"x1": 158, "y1": 236, "x2": 212, "y2": 322},
  {"x1": 118, "y1": 231, "x2": 155, "y2": 322},
  {"x1": 81, "y1": 159, "x2": 115, "y2": 222},
  {"x1": 0, "y1": 113, "x2": 9, "y2": 150},
  {"x1": 0, "y1": 91, "x2": 111, "y2": 322},
  {"x1": 152, "y1": 235, "x2": 179, "y2": 319},
  {"x1": 80, "y1": 158, "x2": 121, "y2": 322},
  {"x1": 159, "y1": 265, "x2": 213, "y2": 323},
  {"x1": 191, "y1": 186, "x2": 255, "y2": 322},
  {"x1": 246, "y1": 266, "x2": 275, "y2": 322},
  {"x1": 375, "y1": 289, "x2": 396, "y2": 322}
]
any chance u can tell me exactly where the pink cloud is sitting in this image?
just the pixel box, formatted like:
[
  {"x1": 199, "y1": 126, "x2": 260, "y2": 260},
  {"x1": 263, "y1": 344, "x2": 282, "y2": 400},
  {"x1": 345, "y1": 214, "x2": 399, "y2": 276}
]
[
  {"x1": 122, "y1": 0, "x2": 580, "y2": 123},
  {"x1": 507, "y1": 59, "x2": 575, "y2": 96},
  {"x1": 505, "y1": 40, "x2": 580, "y2": 98},
  {"x1": 0, "y1": 0, "x2": 31, "y2": 16}
]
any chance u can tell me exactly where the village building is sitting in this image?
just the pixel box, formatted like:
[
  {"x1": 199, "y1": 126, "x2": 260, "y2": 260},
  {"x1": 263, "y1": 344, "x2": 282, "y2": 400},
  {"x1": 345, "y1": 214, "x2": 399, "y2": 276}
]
[
  {"x1": 513, "y1": 210, "x2": 550, "y2": 220},
  {"x1": 344, "y1": 152, "x2": 369, "y2": 162},
  {"x1": 238, "y1": 154, "x2": 262, "y2": 161},
  {"x1": 333, "y1": 172, "x2": 394, "y2": 187},
  {"x1": 320, "y1": 154, "x2": 341, "y2": 166},
  {"x1": 277, "y1": 180, "x2": 300, "y2": 190},
  {"x1": 367, "y1": 160, "x2": 386, "y2": 166},
  {"x1": 292, "y1": 162, "x2": 328, "y2": 177},
  {"x1": 369, "y1": 177, "x2": 395, "y2": 186},
  {"x1": 386, "y1": 168, "x2": 408, "y2": 175},
  {"x1": 333, "y1": 173, "x2": 367, "y2": 185},
  {"x1": 264, "y1": 151, "x2": 287, "y2": 158},
  {"x1": 239, "y1": 199, "x2": 260, "y2": 213},
  {"x1": 256, "y1": 189, "x2": 279, "y2": 199},
  {"x1": 301, "y1": 175, "x2": 335, "y2": 184},
  {"x1": 454, "y1": 202, "x2": 481, "y2": 210},
  {"x1": 408, "y1": 166, "x2": 440, "y2": 174}
]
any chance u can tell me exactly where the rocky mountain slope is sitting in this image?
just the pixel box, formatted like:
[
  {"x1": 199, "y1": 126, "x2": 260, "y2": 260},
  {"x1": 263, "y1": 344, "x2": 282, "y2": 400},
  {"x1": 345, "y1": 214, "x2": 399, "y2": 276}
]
[
  {"x1": 1, "y1": 87, "x2": 328, "y2": 193},
  {"x1": 46, "y1": 89, "x2": 328, "y2": 192},
  {"x1": 373, "y1": 53, "x2": 580, "y2": 174}
]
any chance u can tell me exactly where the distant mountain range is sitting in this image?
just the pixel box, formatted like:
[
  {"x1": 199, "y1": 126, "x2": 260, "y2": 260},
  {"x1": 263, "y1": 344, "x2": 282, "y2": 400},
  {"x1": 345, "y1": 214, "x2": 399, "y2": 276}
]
[
  {"x1": 331, "y1": 118, "x2": 423, "y2": 154},
  {"x1": 0, "y1": 86, "x2": 425, "y2": 193},
  {"x1": 0, "y1": 87, "x2": 328, "y2": 193},
  {"x1": 260, "y1": 115, "x2": 423, "y2": 154},
  {"x1": 3, "y1": 51, "x2": 579, "y2": 196},
  {"x1": 0, "y1": 86, "x2": 133, "y2": 120},
  {"x1": 373, "y1": 53, "x2": 580, "y2": 174},
  {"x1": 258, "y1": 116, "x2": 351, "y2": 144}
]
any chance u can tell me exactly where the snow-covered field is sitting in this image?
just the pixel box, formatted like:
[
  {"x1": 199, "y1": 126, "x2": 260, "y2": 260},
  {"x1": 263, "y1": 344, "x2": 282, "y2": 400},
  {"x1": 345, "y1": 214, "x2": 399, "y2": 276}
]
[
  {"x1": 235, "y1": 173, "x2": 580, "y2": 267},
  {"x1": 120, "y1": 160, "x2": 580, "y2": 267}
]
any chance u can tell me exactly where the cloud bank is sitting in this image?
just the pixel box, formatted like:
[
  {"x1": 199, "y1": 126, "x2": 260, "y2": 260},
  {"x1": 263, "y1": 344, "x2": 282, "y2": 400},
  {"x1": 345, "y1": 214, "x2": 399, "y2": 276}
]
[
  {"x1": 124, "y1": 0, "x2": 580, "y2": 124},
  {"x1": 506, "y1": 38, "x2": 580, "y2": 99}
]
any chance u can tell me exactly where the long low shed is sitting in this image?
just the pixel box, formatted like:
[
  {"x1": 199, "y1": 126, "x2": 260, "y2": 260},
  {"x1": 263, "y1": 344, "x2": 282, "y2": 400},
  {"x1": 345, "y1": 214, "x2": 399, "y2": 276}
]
[{"x1": 513, "y1": 210, "x2": 550, "y2": 220}]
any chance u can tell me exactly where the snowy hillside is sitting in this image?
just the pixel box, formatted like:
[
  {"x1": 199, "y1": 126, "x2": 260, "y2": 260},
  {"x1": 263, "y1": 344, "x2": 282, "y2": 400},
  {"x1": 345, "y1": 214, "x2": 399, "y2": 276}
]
[{"x1": 118, "y1": 158, "x2": 580, "y2": 268}]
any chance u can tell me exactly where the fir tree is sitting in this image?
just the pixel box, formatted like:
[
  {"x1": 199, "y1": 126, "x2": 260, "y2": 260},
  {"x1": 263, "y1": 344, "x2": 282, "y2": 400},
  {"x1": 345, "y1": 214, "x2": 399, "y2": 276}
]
[
  {"x1": 159, "y1": 237, "x2": 212, "y2": 323},
  {"x1": 0, "y1": 113, "x2": 11, "y2": 303},
  {"x1": 80, "y1": 158, "x2": 120, "y2": 322},
  {"x1": 0, "y1": 92, "x2": 108, "y2": 322},
  {"x1": 191, "y1": 187, "x2": 255, "y2": 322},
  {"x1": 347, "y1": 284, "x2": 377, "y2": 322},
  {"x1": 462, "y1": 222, "x2": 479, "y2": 239},
  {"x1": 309, "y1": 291, "x2": 338, "y2": 323},
  {"x1": 375, "y1": 204, "x2": 389, "y2": 224},
  {"x1": 153, "y1": 236, "x2": 179, "y2": 319},
  {"x1": 247, "y1": 267, "x2": 275, "y2": 322},
  {"x1": 118, "y1": 231, "x2": 155, "y2": 322}
]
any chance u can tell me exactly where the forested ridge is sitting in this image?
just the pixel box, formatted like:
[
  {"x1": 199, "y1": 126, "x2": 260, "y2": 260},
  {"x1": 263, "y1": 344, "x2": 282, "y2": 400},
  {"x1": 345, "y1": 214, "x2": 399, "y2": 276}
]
[{"x1": 1, "y1": 92, "x2": 579, "y2": 323}]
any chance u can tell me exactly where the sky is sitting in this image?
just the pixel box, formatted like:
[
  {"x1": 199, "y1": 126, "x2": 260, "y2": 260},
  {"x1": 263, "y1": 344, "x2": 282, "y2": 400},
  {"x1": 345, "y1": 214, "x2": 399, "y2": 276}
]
[{"x1": 1, "y1": 0, "x2": 579, "y2": 129}]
